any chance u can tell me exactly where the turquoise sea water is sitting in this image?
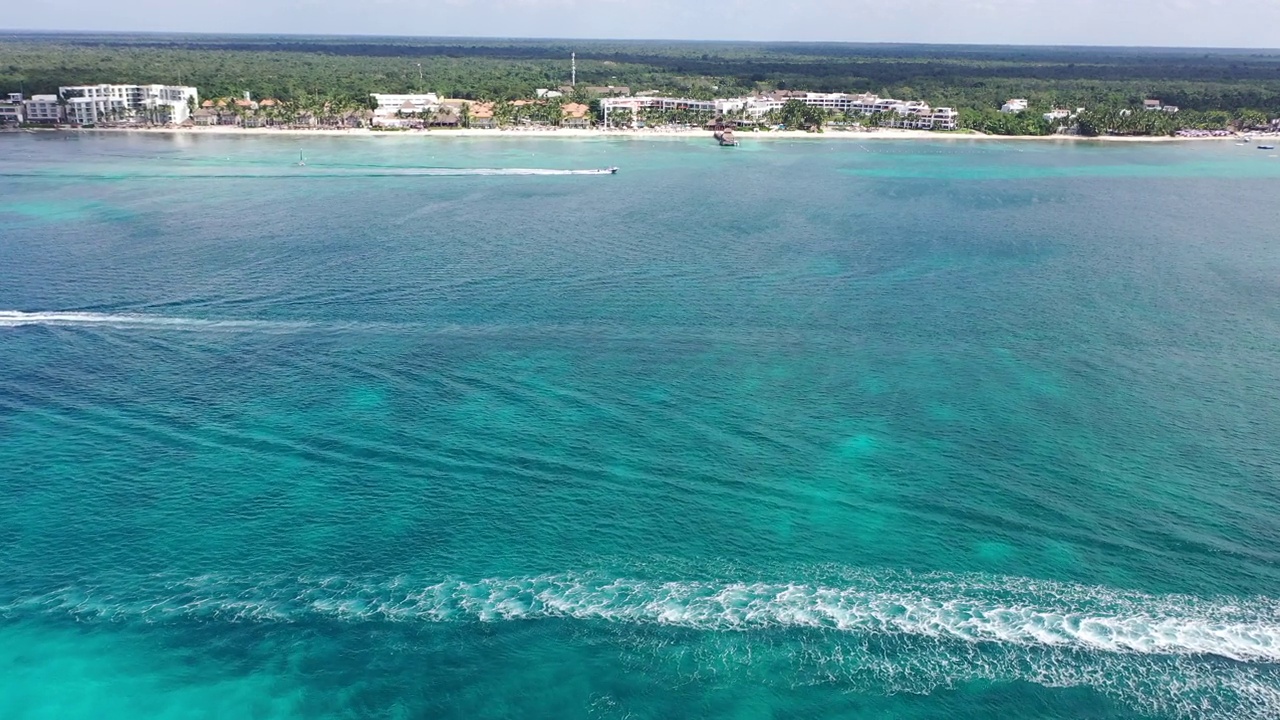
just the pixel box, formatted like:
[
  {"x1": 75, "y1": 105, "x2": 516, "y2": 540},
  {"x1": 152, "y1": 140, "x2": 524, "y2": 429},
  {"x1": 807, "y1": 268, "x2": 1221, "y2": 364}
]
[{"x1": 2, "y1": 132, "x2": 1280, "y2": 719}]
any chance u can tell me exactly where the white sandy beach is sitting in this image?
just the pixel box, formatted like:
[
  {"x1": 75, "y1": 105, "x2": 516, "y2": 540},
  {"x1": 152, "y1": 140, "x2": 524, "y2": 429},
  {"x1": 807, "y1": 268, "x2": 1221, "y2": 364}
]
[{"x1": 10, "y1": 125, "x2": 1256, "y2": 143}]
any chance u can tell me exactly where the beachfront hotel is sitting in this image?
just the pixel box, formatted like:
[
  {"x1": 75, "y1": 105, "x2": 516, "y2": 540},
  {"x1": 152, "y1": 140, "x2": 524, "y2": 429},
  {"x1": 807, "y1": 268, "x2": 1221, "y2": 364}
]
[
  {"x1": 599, "y1": 96, "x2": 717, "y2": 126},
  {"x1": 732, "y1": 92, "x2": 959, "y2": 129},
  {"x1": 370, "y1": 93, "x2": 442, "y2": 126},
  {"x1": 600, "y1": 91, "x2": 959, "y2": 130},
  {"x1": 0, "y1": 93, "x2": 24, "y2": 125},
  {"x1": 23, "y1": 94, "x2": 62, "y2": 124},
  {"x1": 58, "y1": 84, "x2": 199, "y2": 125}
]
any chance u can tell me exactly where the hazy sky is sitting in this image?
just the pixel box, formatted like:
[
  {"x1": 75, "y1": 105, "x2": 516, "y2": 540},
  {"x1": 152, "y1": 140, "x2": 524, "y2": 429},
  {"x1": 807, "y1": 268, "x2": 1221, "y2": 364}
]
[{"x1": 7, "y1": 0, "x2": 1280, "y2": 48}]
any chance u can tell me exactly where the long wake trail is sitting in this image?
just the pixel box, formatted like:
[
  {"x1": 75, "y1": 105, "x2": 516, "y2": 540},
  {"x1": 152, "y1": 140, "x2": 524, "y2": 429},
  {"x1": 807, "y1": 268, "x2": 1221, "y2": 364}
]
[
  {"x1": 0, "y1": 167, "x2": 618, "y2": 179},
  {"x1": 0, "y1": 310, "x2": 313, "y2": 332},
  {"x1": 7, "y1": 571, "x2": 1280, "y2": 664},
  {"x1": 12, "y1": 571, "x2": 1280, "y2": 717}
]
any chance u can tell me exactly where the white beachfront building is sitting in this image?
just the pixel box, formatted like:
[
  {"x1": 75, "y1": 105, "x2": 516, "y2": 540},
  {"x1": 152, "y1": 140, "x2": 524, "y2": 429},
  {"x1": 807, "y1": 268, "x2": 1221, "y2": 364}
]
[
  {"x1": 0, "y1": 93, "x2": 24, "y2": 125},
  {"x1": 23, "y1": 94, "x2": 63, "y2": 124},
  {"x1": 58, "y1": 84, "x2": 198, "y2": 125},
  {"x1": 1001, "y1": 99, "x2": 1029, "y2": 113},
  {"x1": 370, "y1": 93, "x2": 441, "y2": 126},
  {"x1": 571, "y1": 93, "x2": 959, "y2": 130},
  {"x1": 599, "y1": 96, "x2": 718, "y2": 127},
  {"x1": 711, "y1": 92, "x2": 958, "y2": 130},
  {"x1": 881, "y1": 105, "x2": 960, "y2": 131}
]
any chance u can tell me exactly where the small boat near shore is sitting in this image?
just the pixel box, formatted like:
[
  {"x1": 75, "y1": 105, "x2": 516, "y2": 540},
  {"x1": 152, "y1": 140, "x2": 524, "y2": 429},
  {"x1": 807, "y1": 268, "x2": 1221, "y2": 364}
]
[{"x1": 1258, "y1": 145, "x2": 1276, "y2": 150}]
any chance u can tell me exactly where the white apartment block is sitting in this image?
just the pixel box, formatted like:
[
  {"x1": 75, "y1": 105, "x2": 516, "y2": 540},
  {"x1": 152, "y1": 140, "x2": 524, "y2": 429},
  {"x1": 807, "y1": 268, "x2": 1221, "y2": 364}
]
[
  {"x1": 23, "y1": 95, "x2": 63, "y2": 123},
  {"x1": 58, "y1": 84, "x2": 199, "y2": 125},
  {"x1": 1001, "y1": 99, "x2": 1029, "y2": 113},
  {"x1": 370, "y1": 93, "x2": 441, "y2": 119},
  {"x1": 0, "y1": 95, "x2": 23, "y2": 124},
  {"x1": 707, "y1": 93, "x2": 957, "y2": 130},
  {"x1": 599, "y1": 96, "x2": 723, "y2": 127},
  {"x1": 882, "y1": 106, "x2": 960, "y2": 131}
]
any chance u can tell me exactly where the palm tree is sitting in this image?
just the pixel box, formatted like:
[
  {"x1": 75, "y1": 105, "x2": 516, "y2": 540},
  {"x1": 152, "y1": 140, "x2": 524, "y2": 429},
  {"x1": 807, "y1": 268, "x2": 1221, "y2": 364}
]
[
  {"x1": 493, "y1": 100, "x2": 514, "y2": 128},
  {"x1": 544, "y1": 100, "x2": 564, "y2": 127}
]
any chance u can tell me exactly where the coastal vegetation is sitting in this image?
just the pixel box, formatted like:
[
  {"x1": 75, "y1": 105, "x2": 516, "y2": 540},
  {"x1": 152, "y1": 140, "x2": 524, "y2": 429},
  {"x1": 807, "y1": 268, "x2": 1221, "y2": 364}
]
[{"x1": 3, "y1": 33, "x2": 1280, "y2": 135}]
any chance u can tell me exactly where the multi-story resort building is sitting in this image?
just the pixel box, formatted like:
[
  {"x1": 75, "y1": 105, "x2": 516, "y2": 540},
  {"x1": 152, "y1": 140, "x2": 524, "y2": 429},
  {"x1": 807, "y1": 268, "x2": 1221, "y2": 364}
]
[
  {"x1": 599, "y1": 96, "x2": 718, "y2": 126},
  {"x1": 0, "y1": 93, "x2": 24, "y2": 125},
  {"x1": 23, "y1": 95, "x2": 63, "y2": 124},
  {"x1": 370, "y1": 93, "x2": 441, "y2": 125},
  {"x1": 601, "y1": 92, "x2": 958, "y2": 130},
  {"x1": 58, "y1": 84, "x2": 199, "y2": 125},
  {"x1": 880, "y1": 105, "x2": 960, "y2": 130}
]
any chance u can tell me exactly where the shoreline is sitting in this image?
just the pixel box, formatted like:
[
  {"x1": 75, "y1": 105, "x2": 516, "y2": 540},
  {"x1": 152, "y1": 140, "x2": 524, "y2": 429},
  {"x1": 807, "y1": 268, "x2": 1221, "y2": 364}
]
[{"x1": 5, "y1": 126, "x2": 1257, "y2": 143}]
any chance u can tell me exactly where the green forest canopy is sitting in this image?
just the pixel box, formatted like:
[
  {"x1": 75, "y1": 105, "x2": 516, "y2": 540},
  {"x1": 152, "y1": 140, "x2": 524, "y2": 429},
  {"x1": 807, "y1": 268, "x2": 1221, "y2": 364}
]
[{"x1": 3, "y1": 32, "x2": 1280, "y2": 116}]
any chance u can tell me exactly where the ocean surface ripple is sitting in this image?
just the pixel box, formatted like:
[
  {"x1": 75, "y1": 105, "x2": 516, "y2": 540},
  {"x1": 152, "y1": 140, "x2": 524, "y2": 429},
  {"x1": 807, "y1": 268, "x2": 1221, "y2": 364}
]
[{"x1": 3, "y1": 134, "x2": 1280, "y2": 719}]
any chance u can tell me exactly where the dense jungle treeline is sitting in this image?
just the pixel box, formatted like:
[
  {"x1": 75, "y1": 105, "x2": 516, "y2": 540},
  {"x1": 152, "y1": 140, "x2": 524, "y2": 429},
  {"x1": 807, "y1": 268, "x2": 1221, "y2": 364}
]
[{"x1": 3, "y1": 33, "x2": 1280, "y2": 127}]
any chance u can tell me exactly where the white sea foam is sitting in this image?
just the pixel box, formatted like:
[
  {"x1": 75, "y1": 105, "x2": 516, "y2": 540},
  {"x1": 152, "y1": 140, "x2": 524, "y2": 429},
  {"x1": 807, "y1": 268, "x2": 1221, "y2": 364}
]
[
  {"x1": 0, "y1": 310, "x2": 311, "y2": 331},
  {"x1": 396, "y1": 168, "x2": 615, "y2": 176},
  {"x1": 2, "y1": 168, "x2": 617, "y2": 179},
  {"x1": 7, "y1": 573, "x2": 1280, "y2": 664},
  {"x1": 10, "y1": 573, "x2": 1280, "y2": 718}
]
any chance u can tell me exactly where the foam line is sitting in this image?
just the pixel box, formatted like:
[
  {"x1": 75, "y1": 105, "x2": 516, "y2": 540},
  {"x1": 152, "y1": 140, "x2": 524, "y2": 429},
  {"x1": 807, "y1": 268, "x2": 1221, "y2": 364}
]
[
  {"x1": 7, "y1": 573, "x2": 1280, "y2": 663},
  {"x1": 0, "y1": 168, "x2": 617, "y2": 179},
  {"x1": 0, "y1": 310, "x2": 311, "y2": 331},
  {"x1": 398, "y1": 168, "x2": 616, "y2": 176}
]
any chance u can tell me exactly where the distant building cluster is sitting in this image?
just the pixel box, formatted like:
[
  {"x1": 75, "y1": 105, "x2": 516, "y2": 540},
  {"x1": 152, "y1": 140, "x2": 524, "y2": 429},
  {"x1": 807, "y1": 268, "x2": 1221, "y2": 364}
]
[
  {"x1": 192, "y1": 94, "x2": 286, "y2": 126},
  {"x1": 0, "y1": 85, "x2": 200, "y2": 126},
  {"x1": 0, "y1": 86, "x2": 960, "y2": 131},
  {"x1": 600, "y1": 91, "x2": 960, "y2": 130},
  {"x1": 1001, "y1": 98, "x2": 1178, "y2": 122},
  {"x1": 0, "y1": 77, "x2": 967, "y2": 133},
  {"x1": 368, "y1": 94, "x2": 481, "y2": 128}
]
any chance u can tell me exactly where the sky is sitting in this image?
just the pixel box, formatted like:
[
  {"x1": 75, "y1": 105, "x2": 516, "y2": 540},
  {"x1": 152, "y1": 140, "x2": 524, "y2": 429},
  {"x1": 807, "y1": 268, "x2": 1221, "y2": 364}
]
[{"x1": 6, "y1": 0, "x2": 1280, "y2": 48}]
